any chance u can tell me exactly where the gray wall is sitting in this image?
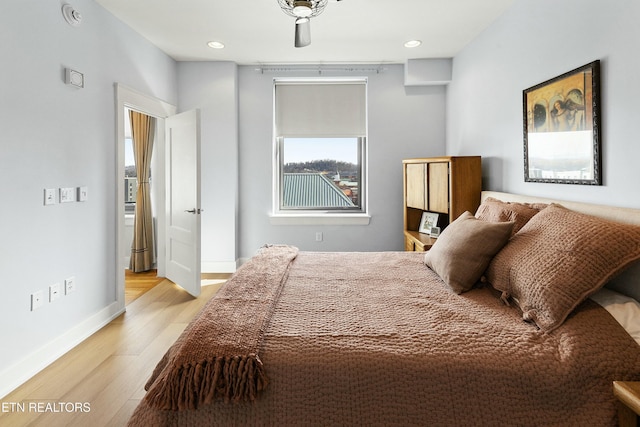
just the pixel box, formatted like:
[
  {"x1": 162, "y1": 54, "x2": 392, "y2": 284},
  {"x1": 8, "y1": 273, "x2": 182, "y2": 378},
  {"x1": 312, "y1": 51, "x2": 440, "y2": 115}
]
[
  {"x1": 237, "y1": 65, "x2": 446, "y2": 259},
  {"x1": 177, "y1": 62, "x2": 239, "y2": 272},
  {"x1": 447, "y1": 0, "x2": 640, "y2": 208},
  {"x1": 0, "y1": 0, "x2": 176, "y2": 395}
]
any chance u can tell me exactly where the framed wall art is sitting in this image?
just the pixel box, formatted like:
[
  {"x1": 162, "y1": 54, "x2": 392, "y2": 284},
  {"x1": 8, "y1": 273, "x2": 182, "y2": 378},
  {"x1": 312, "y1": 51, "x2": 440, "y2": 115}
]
[{"x1": 523, "y1": 60, "x2": 601, "y2": 185}]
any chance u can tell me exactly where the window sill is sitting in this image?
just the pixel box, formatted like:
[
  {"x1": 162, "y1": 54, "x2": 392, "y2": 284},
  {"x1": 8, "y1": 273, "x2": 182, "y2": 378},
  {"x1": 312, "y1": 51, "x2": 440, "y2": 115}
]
[{"x1": 269, "y1": 213, "x2": 371, "y2": 226}]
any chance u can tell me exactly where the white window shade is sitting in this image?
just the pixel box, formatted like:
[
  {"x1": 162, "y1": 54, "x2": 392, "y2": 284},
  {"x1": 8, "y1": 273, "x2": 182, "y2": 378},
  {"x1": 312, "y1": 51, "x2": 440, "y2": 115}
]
[{"x1": 275, "y1": 80, "x2": 366, "y2": 138}]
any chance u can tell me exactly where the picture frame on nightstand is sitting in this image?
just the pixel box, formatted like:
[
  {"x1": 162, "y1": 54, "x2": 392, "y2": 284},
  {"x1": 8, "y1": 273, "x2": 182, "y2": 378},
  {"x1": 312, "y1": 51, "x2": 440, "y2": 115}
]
[{"x1": 418, "y1": 212, "x2": 439, "y2": 235}]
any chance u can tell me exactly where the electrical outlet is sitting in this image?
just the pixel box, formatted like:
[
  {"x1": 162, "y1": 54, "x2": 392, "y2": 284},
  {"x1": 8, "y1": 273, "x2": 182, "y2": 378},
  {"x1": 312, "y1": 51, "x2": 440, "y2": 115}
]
[
  {"x1": 315, "y1": 232, "x2": 323, "y2": 242},
  {"x1": 60, "y1": 187, "x2": 75, "y2": 203},
  {"x1": 31, "y1": 290, "x2": 44, "y2": 311},
  {"x1": 65, "y1": 277, "x2": 76, "y2": 295},
  {"x1": 49, "y1": 283, "x2": 61, "y2": 302}
]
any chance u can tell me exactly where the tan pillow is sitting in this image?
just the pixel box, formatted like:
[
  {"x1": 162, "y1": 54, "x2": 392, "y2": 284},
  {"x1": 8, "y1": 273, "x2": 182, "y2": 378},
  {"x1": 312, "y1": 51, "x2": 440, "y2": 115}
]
[
  {"x1": 424, "y1": 211, "x2": 514, "y2": 294},
  {"x1": 475, "y1": 197, "x2": 548, "y2": 236},
  {"x1": 486, "y1": 203, "x2": 640, "y2": 332}
]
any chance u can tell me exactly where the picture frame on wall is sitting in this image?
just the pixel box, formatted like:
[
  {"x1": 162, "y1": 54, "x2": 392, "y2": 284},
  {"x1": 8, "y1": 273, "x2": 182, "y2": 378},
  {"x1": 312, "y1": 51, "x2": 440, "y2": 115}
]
[
  {"x1": 418, "y1": 212, "x2": 439, "y2": 235},
  {"x1": 523, "y1": 60, "x2": 602, "y2": 185}
]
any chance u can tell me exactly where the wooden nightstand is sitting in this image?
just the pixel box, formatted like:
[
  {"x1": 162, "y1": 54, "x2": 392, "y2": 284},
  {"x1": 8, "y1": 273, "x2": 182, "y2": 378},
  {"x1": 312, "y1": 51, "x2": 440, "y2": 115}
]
[
  {"x1": 613, "y1": 381, "x2": 640, "y2": 426},
  {"x1": 402, "y1": 156, "x2": 481, "y2": 253},
  {"x1": 404, "y1": 230, "x2": 436, "y2": 252}
]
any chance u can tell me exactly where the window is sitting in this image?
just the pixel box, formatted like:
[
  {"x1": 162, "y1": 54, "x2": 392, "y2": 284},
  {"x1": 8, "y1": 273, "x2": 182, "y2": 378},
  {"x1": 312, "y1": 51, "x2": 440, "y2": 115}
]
[
  {"x1": 273, "y1": 78, "x2": 367, "y2": 216},
  {"x1": 124, "y1": 135, "x2": 153, "y2": 214},
  {"x1": 279, "y1": 137, "x2": 364, "y2": 210},
  {"x1": 124, "y1": 137, "x2": 137, "y2": 213}
]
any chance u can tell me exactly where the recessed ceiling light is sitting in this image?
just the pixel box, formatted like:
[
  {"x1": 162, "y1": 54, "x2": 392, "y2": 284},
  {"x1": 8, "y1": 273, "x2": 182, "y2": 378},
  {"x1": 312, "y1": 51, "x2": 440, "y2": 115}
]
[
  {"x1": 207, "y1": 41, "x2": 225, "y2": 49},
  {"x1": 404, "y1": 40, "x2": 422, "y2": 48}
]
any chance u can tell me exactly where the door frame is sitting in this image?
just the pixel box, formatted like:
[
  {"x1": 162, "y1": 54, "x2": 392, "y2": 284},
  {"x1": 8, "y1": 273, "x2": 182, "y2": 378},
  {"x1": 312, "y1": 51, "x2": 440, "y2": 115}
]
[{"x1": 115, "y1": 84, "x2": 176, "y2": 310}]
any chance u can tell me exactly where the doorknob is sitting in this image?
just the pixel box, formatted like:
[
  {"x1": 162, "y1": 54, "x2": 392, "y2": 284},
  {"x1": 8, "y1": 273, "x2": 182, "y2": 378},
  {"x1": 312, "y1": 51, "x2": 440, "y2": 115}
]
[{"x1": 184, "y1": 208, "x2": 204, "y2": 214}]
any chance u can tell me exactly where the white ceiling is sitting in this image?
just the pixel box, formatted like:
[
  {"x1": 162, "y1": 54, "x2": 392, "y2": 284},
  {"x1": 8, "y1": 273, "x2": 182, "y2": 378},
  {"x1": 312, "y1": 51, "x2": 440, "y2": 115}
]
[{"x1": 94, "y1": 0, "x2": 514, "y2": 65}]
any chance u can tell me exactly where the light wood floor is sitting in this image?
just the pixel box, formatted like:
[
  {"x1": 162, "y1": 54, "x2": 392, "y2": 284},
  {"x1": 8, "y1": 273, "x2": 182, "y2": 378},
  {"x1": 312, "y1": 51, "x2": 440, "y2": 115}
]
[
  {"x1": 0, "y1": 275, "x2": 229, "y2": 427},
  {"x1": 124, "y1": 269, "x2": 165, "y2": 305}
]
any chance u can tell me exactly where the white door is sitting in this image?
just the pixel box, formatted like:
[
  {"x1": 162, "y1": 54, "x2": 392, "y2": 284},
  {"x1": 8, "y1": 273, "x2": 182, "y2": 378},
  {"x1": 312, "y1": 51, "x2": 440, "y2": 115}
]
[{"x1": 165, "y1": 109, "x2": 201, "y2": 297}]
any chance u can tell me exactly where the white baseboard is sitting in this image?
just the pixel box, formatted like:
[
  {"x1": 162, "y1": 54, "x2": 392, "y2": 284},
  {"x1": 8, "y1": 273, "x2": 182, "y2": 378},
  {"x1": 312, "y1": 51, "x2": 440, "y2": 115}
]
[
  {"x1": 201, "y1": 260, "x2": 238, "y2": 273},
  {"x1": 0, "y1": 301, "x2": 125, "y2": 399}
]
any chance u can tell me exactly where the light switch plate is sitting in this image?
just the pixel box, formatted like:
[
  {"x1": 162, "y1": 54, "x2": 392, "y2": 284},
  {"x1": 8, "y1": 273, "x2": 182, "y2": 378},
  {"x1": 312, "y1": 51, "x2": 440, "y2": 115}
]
[
  {"x1": 60, "y1": 187, "x2": 75, "y2": 203},
  {"x1": 31, "y1": 290, "x2": 44, "y2": 311},
  {"x1": 44, "y1": 188, "x2": 56, "y2": 205},
  {"x1": 78, "y1": 186, "x2": 88, "y2": 202},
  {"x1": 49, "y1": 283, "x2": 61, "y2": 302}
]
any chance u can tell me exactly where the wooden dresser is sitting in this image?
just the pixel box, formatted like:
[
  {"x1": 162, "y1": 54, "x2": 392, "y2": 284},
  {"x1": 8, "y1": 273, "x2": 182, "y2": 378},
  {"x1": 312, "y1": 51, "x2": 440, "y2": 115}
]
[{"x1": 403, "y1": 156, "x2": 482, "y2": 252}]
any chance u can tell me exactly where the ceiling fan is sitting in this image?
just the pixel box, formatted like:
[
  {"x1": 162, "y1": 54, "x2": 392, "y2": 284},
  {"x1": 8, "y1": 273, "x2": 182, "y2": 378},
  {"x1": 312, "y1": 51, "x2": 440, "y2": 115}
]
[{"x1": 277, "y1": 0, "x2": 329, "y2": 48}]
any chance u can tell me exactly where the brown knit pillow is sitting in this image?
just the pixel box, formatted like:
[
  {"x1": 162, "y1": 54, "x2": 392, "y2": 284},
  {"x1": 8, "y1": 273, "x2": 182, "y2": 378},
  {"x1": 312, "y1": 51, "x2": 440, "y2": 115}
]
[
  {"x1": 486, "y1": 204, "x2": 640, "y2": 332},
  {"x1": 424, "y1": 211, "x2": 514, "y2": 294},
  {"x1": 475, "y1": 197, "x2": 548, "y2": 236}
]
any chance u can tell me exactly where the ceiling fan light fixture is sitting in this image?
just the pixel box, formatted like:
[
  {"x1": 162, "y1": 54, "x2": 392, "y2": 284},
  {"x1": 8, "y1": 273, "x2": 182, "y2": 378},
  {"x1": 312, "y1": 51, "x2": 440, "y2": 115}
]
[
  {"x1": 278, "y1": 0, "x2": 328, "y2": 47},
  {"x1": 294, "y1": 17, "x2": 311, "y2": 47},
  {"x1": 292, "y1": 1, "x2": 313, "y2": 17},
  {"x1": 278, "y1": 0, "x2": 328, "y2": 19}
]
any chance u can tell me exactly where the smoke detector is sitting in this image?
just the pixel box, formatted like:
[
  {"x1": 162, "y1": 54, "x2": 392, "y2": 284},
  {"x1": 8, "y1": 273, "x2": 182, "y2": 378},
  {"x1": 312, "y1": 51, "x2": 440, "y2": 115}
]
[{"x1": 62, "y1": 4, "x2": 82, "y2": 27}]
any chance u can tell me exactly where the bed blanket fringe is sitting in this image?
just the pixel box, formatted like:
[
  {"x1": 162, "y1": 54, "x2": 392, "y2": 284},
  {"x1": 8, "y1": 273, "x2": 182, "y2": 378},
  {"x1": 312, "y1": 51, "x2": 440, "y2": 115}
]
[
  {"x1": 142, "y1": 244, "x2": 298, "y2": 411},
  {"x1": 144, "y1": 354, "x2": 268, "y2": 410}
]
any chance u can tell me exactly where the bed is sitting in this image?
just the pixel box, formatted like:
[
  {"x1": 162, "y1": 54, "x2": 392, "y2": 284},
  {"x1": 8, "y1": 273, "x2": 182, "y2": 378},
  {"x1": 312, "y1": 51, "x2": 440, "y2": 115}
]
[{"x1": 128, "y1": 191, "x2": 640, "y2": 426}]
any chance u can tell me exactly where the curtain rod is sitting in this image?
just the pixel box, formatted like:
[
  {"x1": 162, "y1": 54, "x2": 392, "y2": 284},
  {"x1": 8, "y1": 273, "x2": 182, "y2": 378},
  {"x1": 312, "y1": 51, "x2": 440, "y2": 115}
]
[{"x1": 254, "y1": 65, "x2": 387, "y2": 74}]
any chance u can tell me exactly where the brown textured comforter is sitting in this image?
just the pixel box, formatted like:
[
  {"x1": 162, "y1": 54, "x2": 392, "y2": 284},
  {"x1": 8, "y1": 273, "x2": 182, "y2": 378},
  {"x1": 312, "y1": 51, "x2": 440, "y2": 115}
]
[
  {"x1": 143, "y1": 245, "x2": 298, "y2": 410},
  {"x1": 129, "y1": 249, "x2": 640, "y2": 426}
]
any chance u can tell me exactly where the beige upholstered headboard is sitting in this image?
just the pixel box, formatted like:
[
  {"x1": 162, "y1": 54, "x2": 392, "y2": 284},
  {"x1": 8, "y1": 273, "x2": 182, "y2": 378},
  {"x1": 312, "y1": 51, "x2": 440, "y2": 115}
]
[
  {"x1": 482, "y1": 191, "x2": 640, "y2": 226},
  {"x1": 481, "y1": 191, "x2": 640, "y2": 301}
]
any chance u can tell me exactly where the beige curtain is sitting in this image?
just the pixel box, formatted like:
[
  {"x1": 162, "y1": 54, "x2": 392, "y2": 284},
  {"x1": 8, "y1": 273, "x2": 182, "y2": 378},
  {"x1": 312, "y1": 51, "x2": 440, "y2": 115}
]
[{"x1": 129, "y1": 111, "x2": 156, "y2": 272}]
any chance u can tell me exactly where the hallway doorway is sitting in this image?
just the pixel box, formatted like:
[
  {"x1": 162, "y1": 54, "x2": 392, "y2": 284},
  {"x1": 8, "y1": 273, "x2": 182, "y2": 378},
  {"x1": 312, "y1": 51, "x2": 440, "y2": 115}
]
[{"x1": 124, "y1": 269, "x2": 165, "y2": 305}]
